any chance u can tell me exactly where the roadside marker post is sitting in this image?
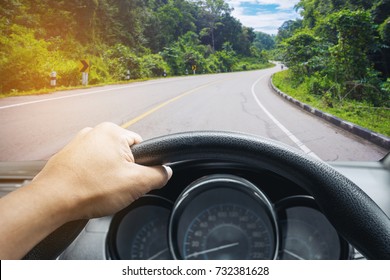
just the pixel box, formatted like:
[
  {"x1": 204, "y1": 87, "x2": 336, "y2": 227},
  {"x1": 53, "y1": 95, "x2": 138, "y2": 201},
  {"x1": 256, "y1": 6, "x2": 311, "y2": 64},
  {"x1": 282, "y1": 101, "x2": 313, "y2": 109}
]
[
  {"x1": 82, "y1": 72, "x2": 89, "y2": 86},
  {"x1": 50, "y1": 71, "x2": 57, "y2": 87}
]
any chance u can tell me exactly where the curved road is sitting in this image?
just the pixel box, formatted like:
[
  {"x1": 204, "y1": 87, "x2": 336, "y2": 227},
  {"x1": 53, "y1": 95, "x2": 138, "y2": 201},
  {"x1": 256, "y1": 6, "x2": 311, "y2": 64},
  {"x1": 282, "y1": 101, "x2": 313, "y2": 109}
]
[{"x1": 0, "y1": 65, "x2": 387, "y2": 161}]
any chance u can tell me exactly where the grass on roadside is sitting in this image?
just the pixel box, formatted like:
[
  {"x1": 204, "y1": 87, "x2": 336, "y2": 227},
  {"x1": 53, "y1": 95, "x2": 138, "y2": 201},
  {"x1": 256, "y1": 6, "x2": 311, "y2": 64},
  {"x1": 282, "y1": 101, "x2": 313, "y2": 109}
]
[
  {"x1": 272, "y1": 70, "x2": 390, "y2": 137},
  {"x1": 0, "y1": 78, "x2": 152, "y2": 99}
]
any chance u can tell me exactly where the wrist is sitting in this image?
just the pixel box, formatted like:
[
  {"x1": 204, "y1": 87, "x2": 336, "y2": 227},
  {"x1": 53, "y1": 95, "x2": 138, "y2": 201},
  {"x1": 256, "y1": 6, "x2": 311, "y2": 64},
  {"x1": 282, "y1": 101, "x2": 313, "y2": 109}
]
[{"x1": 28, "y1": 176, "x2": 78, "y2": 225}]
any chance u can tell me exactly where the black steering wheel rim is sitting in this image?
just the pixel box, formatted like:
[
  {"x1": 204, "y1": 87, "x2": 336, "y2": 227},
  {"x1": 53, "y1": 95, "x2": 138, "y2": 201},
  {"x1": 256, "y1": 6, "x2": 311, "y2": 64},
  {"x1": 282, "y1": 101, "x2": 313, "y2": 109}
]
[{"x1": 25, "y1": 131, "x2": 390, "y2": 259}]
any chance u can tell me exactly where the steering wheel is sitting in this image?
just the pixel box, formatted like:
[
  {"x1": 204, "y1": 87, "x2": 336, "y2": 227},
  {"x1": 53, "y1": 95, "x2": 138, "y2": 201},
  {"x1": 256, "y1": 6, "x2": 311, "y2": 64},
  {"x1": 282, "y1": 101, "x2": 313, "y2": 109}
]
[{"x1": 24, "y1": 131, "x2": 390, "y2": 259}]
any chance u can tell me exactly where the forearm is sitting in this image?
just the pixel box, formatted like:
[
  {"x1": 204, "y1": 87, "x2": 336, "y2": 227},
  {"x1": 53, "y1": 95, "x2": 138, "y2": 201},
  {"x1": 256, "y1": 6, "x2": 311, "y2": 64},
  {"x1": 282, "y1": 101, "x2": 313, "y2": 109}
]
[{"x1": 0, "y1": 181, "x2": 71, "y2": 259}]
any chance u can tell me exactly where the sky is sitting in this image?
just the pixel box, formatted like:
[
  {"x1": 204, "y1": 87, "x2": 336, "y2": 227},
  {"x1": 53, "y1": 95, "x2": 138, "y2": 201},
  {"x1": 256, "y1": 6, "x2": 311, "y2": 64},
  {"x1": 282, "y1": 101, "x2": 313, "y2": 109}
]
[{"x1": 225, "y1": 0, "x2": 301, "y2": 35}]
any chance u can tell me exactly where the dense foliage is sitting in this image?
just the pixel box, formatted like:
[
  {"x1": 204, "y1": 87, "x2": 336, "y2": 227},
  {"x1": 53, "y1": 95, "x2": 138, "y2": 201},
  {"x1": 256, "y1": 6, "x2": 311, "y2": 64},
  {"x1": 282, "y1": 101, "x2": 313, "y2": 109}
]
[
  {"x1": 0, "y1": 0, "x2": 273, "y2": 94},
  {"x1": 277, "y1": 0, "x2": 390, "y2": 107}
]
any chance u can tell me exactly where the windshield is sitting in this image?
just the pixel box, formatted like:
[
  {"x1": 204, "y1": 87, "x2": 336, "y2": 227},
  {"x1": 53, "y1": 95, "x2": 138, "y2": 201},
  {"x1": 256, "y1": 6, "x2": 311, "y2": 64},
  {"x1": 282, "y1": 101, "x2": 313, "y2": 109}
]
[{"x1": 0, "y1": 0, "x2": 389, "y2": 162}]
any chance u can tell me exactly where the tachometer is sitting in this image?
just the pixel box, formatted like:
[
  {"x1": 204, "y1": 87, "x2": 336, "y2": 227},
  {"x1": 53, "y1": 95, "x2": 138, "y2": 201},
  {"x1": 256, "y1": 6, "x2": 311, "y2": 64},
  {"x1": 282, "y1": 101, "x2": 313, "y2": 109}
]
[
  {"x1": 107, "y1": 195, "x2": 173, "y2": 260},
  {"x1": 169, "y1": 175, "x2": 279, "y2": 260},
  {"x1": 130, "y1": 218, "x2": 171, "y2": 260}
]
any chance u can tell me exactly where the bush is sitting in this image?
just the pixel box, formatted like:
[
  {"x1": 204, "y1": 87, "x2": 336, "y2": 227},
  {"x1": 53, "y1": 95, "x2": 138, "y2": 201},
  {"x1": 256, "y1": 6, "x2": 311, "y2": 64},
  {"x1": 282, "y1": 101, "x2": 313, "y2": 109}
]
[
  {"x1": 102, "y1": 44, "x2": 170, "y2": 79},
  {"x1": 0, "y1": 24, "x2": 54, "y2": 92},
  {"x1": 140, "y1": 54, "x2": 170, "y2": 77},
  {"x1": 103, "y1": 44, "x2": 141, "y2": 80},
  {"x1": 55, "y1": 60, "x2": 79, "y2": 87},
  {"x1": 305, "y1": 73, "x2": 335, "y2": 97},
  {"x1": 0, "y1": 23, "x2": 85, "y2": 92},
  {"x1": 89, "y1": 56, "x2": 112, "y2": 85}
]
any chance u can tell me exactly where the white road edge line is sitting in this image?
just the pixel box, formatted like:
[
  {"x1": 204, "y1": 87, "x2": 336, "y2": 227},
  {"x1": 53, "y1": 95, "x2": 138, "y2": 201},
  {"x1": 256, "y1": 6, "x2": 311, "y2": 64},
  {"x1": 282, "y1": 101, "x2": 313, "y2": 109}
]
[
  {"x1": 251, "y1": 74, "x2": 320, "y2": 159},
  {"x1": 0, "y1": 79, "x2": 182, "y2": 110}
]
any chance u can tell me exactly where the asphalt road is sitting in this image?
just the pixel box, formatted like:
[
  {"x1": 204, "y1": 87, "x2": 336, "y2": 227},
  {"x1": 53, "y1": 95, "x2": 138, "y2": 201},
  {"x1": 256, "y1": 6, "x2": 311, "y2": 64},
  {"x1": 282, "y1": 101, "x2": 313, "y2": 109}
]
[{"x1": 0, "y1": 65, "x2": 387, "y2": 161}]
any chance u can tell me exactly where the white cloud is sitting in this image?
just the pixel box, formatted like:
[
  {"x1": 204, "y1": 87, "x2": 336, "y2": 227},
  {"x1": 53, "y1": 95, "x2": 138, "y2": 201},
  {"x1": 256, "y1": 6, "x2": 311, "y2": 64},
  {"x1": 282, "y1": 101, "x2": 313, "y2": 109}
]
[
  {"x1": 237, "y1": 12, "x2": 299, "y2": 34},
  {"x1": 225, "y1": 0, "x2": 301, "y2": 34},
  {"x1": 227, "y1": 0, "x2": 299, "y2": 10}
]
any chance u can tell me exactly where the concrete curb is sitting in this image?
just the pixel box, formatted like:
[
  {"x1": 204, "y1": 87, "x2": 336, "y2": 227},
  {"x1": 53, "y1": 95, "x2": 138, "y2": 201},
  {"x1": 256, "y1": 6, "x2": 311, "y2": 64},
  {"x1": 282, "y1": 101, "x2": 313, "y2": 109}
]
[{"x1": 270, "y1": 76, "x2": 390, "y2": 150}]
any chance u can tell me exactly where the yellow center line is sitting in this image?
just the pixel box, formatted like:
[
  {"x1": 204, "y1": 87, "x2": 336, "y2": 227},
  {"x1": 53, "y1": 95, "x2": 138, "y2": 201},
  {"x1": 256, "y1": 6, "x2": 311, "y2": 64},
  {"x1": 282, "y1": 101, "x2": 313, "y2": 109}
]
[{"x1": 121, "y1": 79, "x2": 224, "y2": 129}]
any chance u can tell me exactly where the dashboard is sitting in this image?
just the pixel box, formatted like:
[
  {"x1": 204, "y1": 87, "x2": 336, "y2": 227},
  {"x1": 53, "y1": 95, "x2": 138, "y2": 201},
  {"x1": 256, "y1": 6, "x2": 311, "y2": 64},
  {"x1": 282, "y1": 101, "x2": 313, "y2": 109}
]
[{"x1": 60, "y1": 160, "x2": 376, "y2": 260}]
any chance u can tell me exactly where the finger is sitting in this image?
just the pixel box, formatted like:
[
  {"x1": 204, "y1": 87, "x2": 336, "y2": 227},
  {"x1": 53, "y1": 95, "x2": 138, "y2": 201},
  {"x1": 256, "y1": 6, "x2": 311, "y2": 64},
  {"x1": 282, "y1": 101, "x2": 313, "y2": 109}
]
[
  {"x1": 75, "y1": 127, "x2": 93, "y2": 138},
  {"x1": 108, "y1": 123, "x2": 143, "y2": 146},
  {"x1": 120, "y1": 130, "x2": 143, "y2": 163},
  {"x1": 131, "y1": 164, "x2": 173, "y2": 197},
  {"x1": 124, "y1": 130, "x2": 143, "y2": 146},
  {"x1": 79, "y1": 127, "x2": 93, "y2": 134},
  {"x1": 142, "y1": 165, "x2": 172, "y2": 189},
  {"x1": 95, "y1": 122, "x2": 143, "y2": 144},
  {"x1": 162, "y1": 165, "x2": 173, "y2": 180}
]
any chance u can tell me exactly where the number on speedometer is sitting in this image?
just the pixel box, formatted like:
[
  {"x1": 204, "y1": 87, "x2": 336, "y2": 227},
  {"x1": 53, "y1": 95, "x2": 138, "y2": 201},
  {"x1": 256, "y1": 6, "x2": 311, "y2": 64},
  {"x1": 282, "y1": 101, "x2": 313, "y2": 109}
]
[{"x1": 183, "y1": 204, "x2": 273, "y2": 260}]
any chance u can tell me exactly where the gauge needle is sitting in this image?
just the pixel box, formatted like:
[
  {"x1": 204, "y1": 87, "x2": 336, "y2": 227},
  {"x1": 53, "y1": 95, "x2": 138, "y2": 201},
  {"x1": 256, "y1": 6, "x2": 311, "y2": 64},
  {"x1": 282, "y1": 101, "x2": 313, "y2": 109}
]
[
  {"x1": 185, "y1": 242, "x2": 240, "y2": 259},
  {"x1": 148, "y1": 248, "x2": 169, "y2": 260},
  {"x1": 283, "y1": 249, "x2": 306, "y2": 260}
]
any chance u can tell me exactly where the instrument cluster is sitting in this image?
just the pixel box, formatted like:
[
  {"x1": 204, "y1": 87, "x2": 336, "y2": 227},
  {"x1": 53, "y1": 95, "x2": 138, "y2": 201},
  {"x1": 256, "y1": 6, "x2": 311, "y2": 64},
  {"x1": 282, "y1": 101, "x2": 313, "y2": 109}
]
[{"x1": 107, "y1": 171, "x2": 350, "y2": 260}]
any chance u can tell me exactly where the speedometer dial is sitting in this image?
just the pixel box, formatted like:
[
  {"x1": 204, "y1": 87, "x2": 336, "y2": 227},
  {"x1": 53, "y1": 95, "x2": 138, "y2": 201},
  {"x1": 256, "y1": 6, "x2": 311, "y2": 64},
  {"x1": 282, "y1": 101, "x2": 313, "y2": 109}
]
[
  {"x1": 169, "y1": 175, "x2": 278, "y2": 260},
  {"x1": 183, "y1": 204, "x2": 273, "y2": 259}
]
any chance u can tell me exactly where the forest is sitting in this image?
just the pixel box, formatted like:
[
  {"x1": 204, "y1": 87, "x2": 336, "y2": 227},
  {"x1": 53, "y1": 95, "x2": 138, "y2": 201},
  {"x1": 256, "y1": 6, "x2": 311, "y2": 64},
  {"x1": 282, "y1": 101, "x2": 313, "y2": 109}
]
[
  {"x1": 275, "y1": 0, "x2": 390, "y2": 108},
  {"x1": 0, "y1": 0, "x2": 274, "y2": 94}
]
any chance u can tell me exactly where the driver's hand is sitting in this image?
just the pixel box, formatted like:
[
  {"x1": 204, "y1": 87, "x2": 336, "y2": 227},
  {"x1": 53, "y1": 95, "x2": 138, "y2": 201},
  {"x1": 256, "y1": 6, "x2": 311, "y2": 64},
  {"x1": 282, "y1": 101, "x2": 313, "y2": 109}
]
[{"x1": 32, "y1": 122, "x2": 173, "y2": 220}]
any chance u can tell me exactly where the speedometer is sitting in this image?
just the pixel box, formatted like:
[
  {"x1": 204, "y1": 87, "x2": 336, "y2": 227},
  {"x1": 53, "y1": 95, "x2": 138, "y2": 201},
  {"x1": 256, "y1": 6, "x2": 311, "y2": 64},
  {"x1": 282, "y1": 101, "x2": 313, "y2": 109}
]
[
  {"x1": 169, "y1": 175, "x2": 278, "y2": 260},
  {"x1": 183, "y1": 203, "x2": 273, "y2": 259}
]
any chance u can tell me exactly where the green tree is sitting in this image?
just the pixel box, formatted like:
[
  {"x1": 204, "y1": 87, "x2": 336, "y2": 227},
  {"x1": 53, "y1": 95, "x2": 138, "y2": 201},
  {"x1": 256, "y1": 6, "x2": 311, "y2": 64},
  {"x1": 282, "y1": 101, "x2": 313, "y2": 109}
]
[
  {"x1": 145, "y1": 0, "x2": 197, "y2": 52},
  {"x1": 276, "y1": 19, "x2": 303, "y2": 43},
  {"x1": 162, "y1": 31, "x2": 206, "y2": 75},
  {"x1": 328, "y1": 10, "x2": 374, "y2": 81},
  {"x1": 326, "y1": 10, "x2": 383, "y2": 103},
  {"x1": 253, "y1": 32, "x2": 276, "y2": 51},
  {"x1": 281, "y1": 30, "x2": 320, "y2": 79},
  {"x1": 279, "y1": 0, "x2": 389, "y2": 106},
  {"x1": 196, "y1": 0, "x2": 232, "y2": 51}
]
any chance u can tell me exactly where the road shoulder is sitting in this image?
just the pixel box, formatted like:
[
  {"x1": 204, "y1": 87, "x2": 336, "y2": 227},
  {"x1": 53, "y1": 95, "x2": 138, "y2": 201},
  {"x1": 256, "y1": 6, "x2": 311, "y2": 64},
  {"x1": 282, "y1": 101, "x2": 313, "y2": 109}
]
[{"x1": 270, "y1": 76, "x2": 390, "y2": 150}]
